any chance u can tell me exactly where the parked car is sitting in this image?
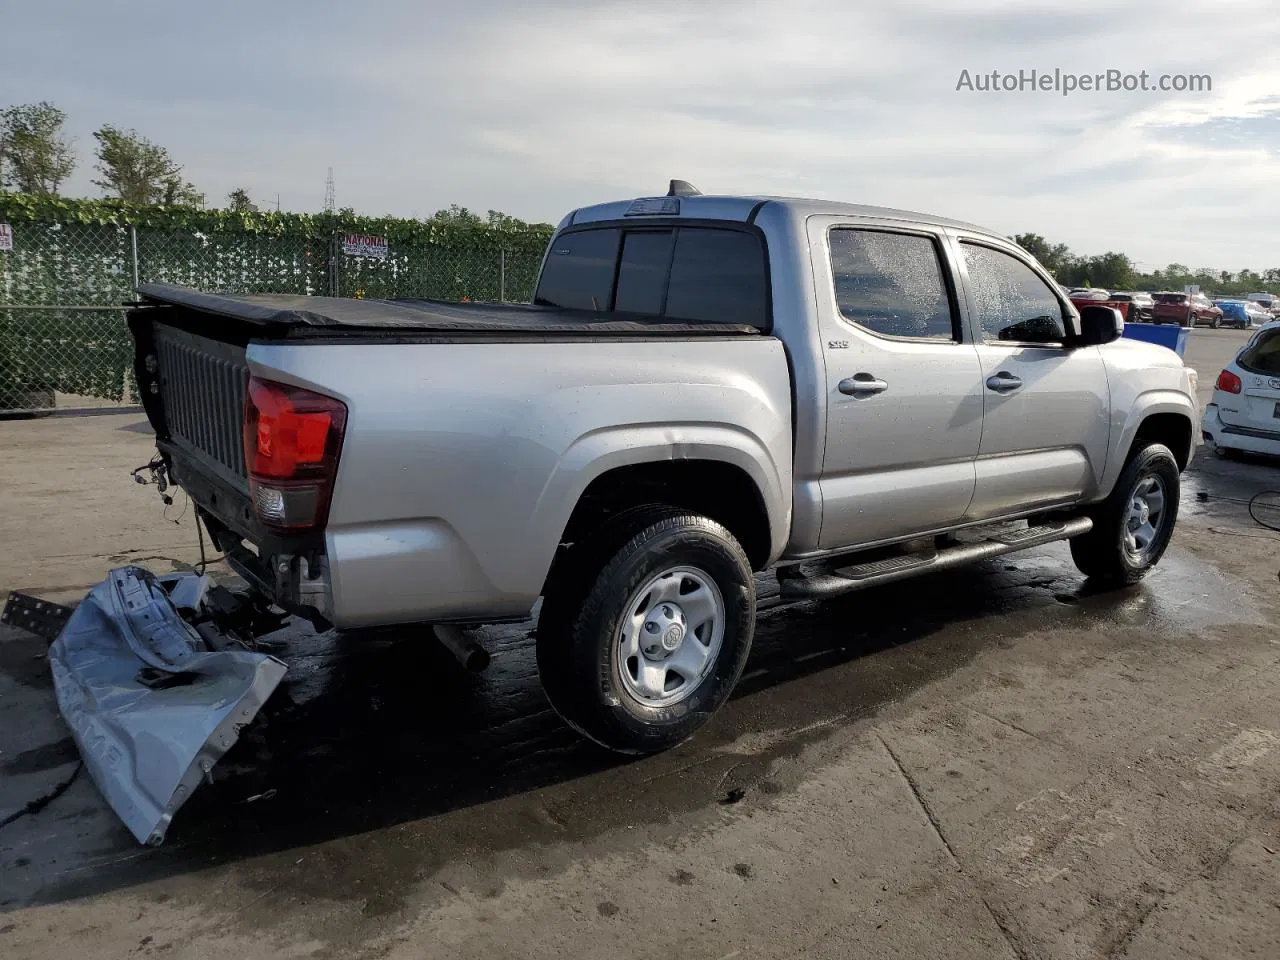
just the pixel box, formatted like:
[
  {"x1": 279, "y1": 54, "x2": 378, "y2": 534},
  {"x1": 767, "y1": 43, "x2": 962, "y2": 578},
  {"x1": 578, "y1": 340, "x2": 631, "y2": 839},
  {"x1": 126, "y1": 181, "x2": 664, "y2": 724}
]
[
  {"x1": 125, "y1": 183, "x2": 1199, "y2": 755},
  {"x1": 1152, "y1": 291, "x2": 1223, "y2": 327},
  {"x1": 1244, "y1": 301, "x2": 1273, "y2": 326},
  {"x1": 1109, "y1": 291, "x2": 1155, "y2": 322},
  {"x1": 1202, "y1": 320, "x2": 1280, "y2": 458},
  {"x1": 1069, "y1": 287, "x2": 1110, "y2": 300},
  {"x1": 1069, "y1": 289, "x2": 1136, "y2": 320},
  {"x1": 1214, "y1": 300, "x2": 1253, "y2": 329}
]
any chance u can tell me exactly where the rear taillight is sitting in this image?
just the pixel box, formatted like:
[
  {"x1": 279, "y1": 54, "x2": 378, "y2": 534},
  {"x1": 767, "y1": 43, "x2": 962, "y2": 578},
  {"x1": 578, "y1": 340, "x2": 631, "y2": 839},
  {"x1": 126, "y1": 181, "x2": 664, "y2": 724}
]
[
  {"x1": 1215, "y1": 369, "x2": 1242, "y2": 394},
  {"x1": 243, "y1": 377, "x2": 347, "y2": 531}
]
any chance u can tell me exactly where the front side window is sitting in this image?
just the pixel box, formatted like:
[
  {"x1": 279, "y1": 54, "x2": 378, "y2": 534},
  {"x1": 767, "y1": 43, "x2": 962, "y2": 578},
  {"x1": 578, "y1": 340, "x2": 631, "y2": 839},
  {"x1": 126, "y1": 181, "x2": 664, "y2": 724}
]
[
  {"x1": 829, "y1": 229, "x2": 956, "y2": 340},
  {"x1": 961, "y1": 242, "x2": 1067, "y2": 344}
]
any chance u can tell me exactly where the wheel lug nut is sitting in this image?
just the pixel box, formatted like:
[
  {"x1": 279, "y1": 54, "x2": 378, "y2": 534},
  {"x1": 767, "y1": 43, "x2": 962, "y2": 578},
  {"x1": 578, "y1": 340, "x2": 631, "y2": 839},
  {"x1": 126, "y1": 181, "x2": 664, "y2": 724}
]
[{"x1": 644, "y1": 621, "x2": 659, "y2": 634}]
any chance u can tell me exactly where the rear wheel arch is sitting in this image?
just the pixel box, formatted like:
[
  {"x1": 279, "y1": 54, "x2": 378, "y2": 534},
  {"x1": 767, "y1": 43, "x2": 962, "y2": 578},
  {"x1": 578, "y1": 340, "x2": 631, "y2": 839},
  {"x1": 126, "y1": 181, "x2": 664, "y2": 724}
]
[{"x1": 544, "y1": 459, "x2": 774, "y2": 594}]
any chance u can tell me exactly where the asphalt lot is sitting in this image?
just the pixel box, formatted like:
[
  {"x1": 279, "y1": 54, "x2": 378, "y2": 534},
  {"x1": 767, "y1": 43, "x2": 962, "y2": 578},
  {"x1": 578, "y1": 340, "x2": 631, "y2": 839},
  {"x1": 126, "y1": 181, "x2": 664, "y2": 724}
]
[{"x1": 1, "y1": 328, "x2": 1278, "y2": 959}]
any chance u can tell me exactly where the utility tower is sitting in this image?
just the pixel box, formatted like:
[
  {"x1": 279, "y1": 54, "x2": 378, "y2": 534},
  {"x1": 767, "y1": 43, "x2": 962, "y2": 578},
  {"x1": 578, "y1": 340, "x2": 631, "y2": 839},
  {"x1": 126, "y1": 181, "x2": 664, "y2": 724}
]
[{"x1": 323, "y1": 167, "x2": 336, "y2": 214}]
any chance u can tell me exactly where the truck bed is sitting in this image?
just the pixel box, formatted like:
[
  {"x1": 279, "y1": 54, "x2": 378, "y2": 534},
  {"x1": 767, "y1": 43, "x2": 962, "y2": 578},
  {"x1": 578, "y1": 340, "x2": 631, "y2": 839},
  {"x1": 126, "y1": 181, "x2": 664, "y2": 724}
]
[{"x1": 133, "y1": 284, "x2": 766, "y2": 339}]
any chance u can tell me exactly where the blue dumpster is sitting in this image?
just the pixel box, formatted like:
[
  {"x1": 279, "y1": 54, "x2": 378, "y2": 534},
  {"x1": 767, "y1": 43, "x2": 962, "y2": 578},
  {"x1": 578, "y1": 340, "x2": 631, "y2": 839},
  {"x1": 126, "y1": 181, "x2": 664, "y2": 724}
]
[{"x1": 1121, "y1": 322, "x2": 1190, "y2": 358}]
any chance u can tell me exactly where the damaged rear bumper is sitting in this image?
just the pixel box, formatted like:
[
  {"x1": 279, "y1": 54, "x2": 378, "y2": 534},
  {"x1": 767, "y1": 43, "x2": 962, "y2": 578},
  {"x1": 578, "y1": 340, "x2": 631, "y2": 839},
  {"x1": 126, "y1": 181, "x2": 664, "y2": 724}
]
[{"x1": 25, "y1": 568, "x2": 287, "y2": 845}]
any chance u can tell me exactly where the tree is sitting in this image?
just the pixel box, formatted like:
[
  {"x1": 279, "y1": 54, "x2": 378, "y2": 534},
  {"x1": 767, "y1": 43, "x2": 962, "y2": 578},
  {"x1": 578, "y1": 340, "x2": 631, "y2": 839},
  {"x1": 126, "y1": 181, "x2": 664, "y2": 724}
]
[
  {"x1": 227, "y1": 187, "x2": 256, "y2": 212},
  {"x1": 92, "y1": 124, "x2": 204, "y2": 206},
  {"x1": 0, "y1": 101, "x2": 77, "y2": 194},
  {"x1": 1079, "y1": 252, "x2": 1135, "y2": 290},
  {"x1": 1011, "y1": 233, "x2": 1075, "y2": 278},
  {"x1": 427, "y1": 205, "x2": 549, "y2": 230},
  {"x1": 428, "y1": 204, "x2": 485, "y2": 226},
  {"x1": 486, "y1": 209, "x2": 530, "y2": 230}
]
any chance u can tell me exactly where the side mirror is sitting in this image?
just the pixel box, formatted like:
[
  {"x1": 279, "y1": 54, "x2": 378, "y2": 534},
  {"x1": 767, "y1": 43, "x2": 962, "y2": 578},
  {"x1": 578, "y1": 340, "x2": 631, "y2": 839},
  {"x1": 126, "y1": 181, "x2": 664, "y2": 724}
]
[{"x1": 1076, "y1": 305, "x2": 1124, "y2": 346}]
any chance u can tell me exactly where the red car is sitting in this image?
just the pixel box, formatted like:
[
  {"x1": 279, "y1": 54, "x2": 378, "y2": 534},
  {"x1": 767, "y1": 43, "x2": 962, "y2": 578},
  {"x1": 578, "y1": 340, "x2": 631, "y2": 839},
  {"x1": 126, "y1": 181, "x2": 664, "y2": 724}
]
[
  {"x1": 1068, "y1": 288, "x2": 1136, "y2": 321},
  {"x1": 1151, "y1": 292, "x2": 1223, "y2": 328}
]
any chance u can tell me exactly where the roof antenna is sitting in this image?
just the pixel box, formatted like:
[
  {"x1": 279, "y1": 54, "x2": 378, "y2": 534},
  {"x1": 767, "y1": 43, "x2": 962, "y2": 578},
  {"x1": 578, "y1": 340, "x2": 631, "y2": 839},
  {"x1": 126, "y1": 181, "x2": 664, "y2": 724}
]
[{"x1": 667, "y1": 179, "x2": 702, "y2": 197}]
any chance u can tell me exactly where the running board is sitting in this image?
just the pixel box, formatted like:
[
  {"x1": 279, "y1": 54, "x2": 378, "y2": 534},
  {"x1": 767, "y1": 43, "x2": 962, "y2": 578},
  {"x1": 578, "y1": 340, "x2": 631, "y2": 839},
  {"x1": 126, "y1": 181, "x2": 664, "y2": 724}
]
[{"x1": 778, "y1": 517, "x2": 1094, "y2": 600}]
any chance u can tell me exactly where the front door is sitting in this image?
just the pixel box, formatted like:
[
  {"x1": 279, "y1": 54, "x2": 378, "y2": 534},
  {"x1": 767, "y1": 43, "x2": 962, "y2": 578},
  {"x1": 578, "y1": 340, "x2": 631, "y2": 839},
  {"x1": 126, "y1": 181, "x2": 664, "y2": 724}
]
[
  {"x1": 952, "y1": 238, "x2": 1110, "y2": 520},
  {"x1": 810, "y1": 220, "x2": 985, "y2": 551}
]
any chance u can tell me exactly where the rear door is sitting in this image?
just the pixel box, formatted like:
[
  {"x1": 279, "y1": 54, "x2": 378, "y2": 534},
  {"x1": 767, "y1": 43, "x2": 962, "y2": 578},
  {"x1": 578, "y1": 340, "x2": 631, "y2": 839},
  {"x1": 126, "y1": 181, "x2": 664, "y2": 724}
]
[
  {"x1": 808, "y1": 218, "x2": 984, "y2": 550},
  {"x1": 1223, "y1": 327, "x2": 1280, "y2": 434},
  {"x1": 950, "y1": 236, "x2": 1110, "y2": 521}
]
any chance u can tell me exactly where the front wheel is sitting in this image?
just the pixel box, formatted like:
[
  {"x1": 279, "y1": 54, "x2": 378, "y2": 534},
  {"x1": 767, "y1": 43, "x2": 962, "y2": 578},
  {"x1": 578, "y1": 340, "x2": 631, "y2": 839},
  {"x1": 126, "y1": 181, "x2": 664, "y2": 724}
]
[
  {"x1": 536, "y1": 510, "x2": 756, "y2": 755},
  {"x1": 1069, "y1": 443, "x2": 1180, "y2": 586},
  {"x1": 1210, "y1": 316, "x2": 1220, "y2": 329}
]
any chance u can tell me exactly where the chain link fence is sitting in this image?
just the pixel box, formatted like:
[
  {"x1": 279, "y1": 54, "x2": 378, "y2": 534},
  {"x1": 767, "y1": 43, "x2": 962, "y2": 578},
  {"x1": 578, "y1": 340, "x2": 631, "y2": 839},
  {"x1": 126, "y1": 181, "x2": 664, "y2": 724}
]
[{"x1": 0, "y1": 219, "x2": 547, "y2": 416}]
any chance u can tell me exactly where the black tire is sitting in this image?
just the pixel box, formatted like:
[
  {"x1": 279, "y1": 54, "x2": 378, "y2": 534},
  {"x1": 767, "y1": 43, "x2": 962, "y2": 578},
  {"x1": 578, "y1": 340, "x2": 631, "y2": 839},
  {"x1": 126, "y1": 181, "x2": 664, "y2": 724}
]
[
  {"x1": 1069, "y1": 443, "x2": 1180, "y2": 586},
  {"x1": 1210, "y1": 316, "x2": 1220, "y2": 329},
  {"x1": 536, "y1": 509, "x2": 756, "y2": 755}
]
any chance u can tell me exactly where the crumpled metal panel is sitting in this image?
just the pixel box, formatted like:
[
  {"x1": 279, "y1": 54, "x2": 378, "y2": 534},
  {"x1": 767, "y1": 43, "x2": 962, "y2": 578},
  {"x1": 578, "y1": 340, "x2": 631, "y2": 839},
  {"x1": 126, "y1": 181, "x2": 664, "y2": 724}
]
[{"x1": 48, "y1": 567, "x2": 285, "y2": 845}]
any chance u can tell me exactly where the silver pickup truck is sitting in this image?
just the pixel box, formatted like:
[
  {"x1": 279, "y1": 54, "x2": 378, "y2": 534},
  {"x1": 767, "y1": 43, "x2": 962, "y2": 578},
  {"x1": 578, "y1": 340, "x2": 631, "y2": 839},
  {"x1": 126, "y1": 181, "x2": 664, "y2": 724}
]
[{"x1": 127, "y1": 182, "x2": 1199, "y2": 755}]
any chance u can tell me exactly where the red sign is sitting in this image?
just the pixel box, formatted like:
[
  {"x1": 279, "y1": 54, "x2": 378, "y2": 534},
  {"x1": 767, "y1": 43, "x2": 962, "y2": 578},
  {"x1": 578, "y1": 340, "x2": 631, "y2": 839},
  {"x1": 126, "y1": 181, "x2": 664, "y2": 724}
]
[{"x1": 341, "y1": 233, "x2": 387, "y2": 260}]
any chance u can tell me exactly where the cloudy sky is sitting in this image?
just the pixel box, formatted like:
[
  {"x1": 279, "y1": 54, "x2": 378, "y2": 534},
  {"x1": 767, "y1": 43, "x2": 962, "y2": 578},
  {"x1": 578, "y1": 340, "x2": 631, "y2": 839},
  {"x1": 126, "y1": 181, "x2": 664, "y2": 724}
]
[{"x1": 5, "y1": 0, "x2": 1280, "y2": 270}]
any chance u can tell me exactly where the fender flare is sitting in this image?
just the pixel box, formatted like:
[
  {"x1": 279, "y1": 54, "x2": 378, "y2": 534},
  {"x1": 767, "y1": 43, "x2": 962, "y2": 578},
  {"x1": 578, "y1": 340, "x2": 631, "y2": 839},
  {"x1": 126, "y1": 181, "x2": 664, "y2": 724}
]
[
  {"x1": 1099, "y1": 390, "x2": 1196, "y2": 496},
  {"x1": 510, "y1": 423, "x2": 792, "y2": 594}
]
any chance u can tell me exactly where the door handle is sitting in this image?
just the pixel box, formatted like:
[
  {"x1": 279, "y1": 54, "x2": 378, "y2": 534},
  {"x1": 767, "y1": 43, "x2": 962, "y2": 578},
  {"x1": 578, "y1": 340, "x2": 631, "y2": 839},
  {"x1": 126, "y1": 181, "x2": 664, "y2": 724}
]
[
  {"x1": 985, "y1": 372, "x2": 1023, "y2": 393},
  {"x1": 839, "y1": 374, "x2": 888, "y2": 396}
]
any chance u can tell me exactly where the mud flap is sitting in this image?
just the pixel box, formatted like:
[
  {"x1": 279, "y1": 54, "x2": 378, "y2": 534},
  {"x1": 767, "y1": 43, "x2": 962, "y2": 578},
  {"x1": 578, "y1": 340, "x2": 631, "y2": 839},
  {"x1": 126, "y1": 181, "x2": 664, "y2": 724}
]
[{"x1": 47, "y1": 567, "x2": 286, "y2": 845}]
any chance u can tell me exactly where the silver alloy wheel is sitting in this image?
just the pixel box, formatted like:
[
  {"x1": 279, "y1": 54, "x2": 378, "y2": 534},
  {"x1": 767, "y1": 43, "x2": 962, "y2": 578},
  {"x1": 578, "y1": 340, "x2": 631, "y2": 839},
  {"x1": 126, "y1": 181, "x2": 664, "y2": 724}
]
[
  {"x1": 1123, "y1": 473, "x2": 1167, "y2": 563},
  {"x1": 617, "y1": 565, "x2": 725, "y2": 708}
]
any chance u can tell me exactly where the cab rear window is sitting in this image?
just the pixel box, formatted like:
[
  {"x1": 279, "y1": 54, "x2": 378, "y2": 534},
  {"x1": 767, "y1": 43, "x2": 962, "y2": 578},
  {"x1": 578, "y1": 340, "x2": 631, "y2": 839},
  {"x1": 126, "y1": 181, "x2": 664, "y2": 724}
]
[
  {"x1": 533, "y1": 228, "x2": 619, "y2": 312},
  {"x1": 534, "y1": 225, "x2": 769, "y2": 329}
]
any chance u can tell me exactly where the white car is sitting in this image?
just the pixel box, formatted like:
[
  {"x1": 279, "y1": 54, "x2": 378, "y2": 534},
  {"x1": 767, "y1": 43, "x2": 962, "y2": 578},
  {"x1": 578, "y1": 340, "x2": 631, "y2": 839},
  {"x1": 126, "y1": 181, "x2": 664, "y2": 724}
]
[{"x1": 1202, "y1": 320, "x2": 1280, "y2": 458}]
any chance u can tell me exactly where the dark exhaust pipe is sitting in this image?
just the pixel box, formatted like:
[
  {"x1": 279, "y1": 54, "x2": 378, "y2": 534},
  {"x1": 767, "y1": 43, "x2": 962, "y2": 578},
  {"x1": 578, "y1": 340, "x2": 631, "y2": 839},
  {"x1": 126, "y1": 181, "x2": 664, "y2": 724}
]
[{"x1": 433, "y1": 624, "x2": 491, "y2": 673}]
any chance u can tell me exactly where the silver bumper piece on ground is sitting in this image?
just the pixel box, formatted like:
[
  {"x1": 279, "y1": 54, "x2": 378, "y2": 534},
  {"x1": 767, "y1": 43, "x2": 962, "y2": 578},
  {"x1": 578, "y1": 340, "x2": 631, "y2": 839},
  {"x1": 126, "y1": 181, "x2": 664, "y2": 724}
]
[{"x1": 48, "y1": 567, "x2": 286, "y2": 845}]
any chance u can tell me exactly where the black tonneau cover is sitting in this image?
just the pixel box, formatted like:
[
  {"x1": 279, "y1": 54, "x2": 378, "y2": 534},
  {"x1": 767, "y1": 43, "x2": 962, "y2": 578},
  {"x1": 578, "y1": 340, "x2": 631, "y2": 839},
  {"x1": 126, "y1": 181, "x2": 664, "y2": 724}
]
[{"x1": 134, "y1": 284, "x2": 763, "y2": 337}]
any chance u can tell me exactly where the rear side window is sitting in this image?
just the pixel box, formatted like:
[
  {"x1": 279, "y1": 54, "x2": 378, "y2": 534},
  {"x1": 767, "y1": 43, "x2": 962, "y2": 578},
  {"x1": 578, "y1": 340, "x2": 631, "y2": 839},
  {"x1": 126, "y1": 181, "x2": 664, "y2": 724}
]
[
  {"x1": 534, "y1": 228, "x2": 619, "y2": 311},
  {"x1": 829, "y1": 229, "x2": 956, "y2": 340},
  {"x1": 1153, "y1": 293, "x2": 1187, "y2": 304},
  {"x1": 534, "y1": 225, "x2": 769, "y2": 328},
  {"x1": 1239, "y1": 329, "x2": 1280, "y2": 374}
]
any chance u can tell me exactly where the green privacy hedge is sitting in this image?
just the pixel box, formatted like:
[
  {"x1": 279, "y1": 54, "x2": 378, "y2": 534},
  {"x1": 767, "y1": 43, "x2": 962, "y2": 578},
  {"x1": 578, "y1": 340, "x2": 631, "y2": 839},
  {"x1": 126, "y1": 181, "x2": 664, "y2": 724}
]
[
  {"x1": 0, "y1": 194, "x2": 555, "y2": 407},
  {"x1": 0, "y1": 192, "x2": 554, "y2": 251}
]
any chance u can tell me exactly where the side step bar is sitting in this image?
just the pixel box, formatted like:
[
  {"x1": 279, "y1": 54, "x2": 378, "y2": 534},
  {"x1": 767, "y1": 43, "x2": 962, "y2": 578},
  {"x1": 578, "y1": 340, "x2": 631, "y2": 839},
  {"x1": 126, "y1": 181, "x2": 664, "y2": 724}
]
[{"x1": 778, "y1": 517, "x2": 1094, "y2": 600}]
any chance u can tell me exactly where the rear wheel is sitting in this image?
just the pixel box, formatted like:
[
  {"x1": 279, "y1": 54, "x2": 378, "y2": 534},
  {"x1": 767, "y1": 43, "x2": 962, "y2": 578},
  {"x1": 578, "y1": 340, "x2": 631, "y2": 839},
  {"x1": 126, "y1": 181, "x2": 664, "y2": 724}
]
[
  {"x1": 1070, "y1": 443, "x2": 1180, "y2": 586},
  {"x1": 536, "y1": 508, "x2": 756, "y2": 755}
]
